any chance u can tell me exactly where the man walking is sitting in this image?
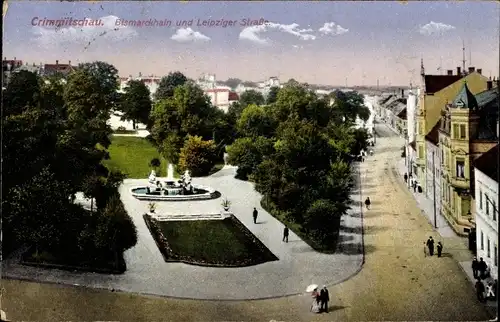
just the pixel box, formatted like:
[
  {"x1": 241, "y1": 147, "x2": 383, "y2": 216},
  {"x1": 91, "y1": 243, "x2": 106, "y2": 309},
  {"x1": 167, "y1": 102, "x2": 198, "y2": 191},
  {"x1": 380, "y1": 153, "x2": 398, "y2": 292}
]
[
  {"x1": 476, "y1": 279, "x2": 486, "y2": 303},
  {"x1": 283, "y1": 226, "x2": 289, "y2": 243},
  {"x1": 436, "y1": 241, "x2": 443, "y2": 257},
  {"x1": 472, "y1": 257, "x2": 479, "y2": 279},
  {"x1": 320, "y1": 285, "x2": 329, "y2": 313},
  {"x1": 426, "y1": 236, "x2": 435, "y2": 256},
  {"x1": 404, "y1": 173, "x2": 408, "y2": 183},
  {"x1": 478, "y1": 257, "x2": 488, "y2": 279},
  {"x1": 364, "y1": 197, "x2": 371, "y2": 210},
  {"x1": 252, "y1": 207, "x2": 258, "y2": 224}
]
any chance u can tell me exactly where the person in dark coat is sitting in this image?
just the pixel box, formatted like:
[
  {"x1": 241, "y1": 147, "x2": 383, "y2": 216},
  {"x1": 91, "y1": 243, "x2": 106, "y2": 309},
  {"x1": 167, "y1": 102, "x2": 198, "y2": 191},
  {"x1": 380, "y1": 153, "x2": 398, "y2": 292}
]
[
  {"x1": 252, "y1": 207, "x2": 258, "y2": 224},
  {"x1": 320, "y1": 286, "x2": 329, "y2": 313},
  {"x1": 436, "y1": 241, "x2": 443, "y2": 257},
  {"x1": 283, "y1": 226, "x2": 289, "y2": 243},
  {"x1": 478, "y1": 258, "x2": 488, "y2": 279},
  {"x1": 476, "y1": 279, "x2": 486, "y2": 302},
  {"x1": 472, "y1": 257, "x2": 479, "y2": 279},
  {"x1": 365, "y1": 197, "x2": 371, "y2": 210},
  {"x1": 404, "y1": 173, "x2": 408, "y2": 183},
  {"x1": 426, "y1": 236, "x2": 435, "y2": 256}
]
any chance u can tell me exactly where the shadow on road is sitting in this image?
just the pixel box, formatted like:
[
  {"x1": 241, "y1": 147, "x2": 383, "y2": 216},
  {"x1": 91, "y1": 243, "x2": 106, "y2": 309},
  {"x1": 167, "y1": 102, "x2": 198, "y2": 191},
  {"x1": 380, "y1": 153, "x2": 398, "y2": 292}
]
[
  {"x1": 336, "y1": 243, "x2": 376, "y2": 255},
  {"x1": 341, "y1": 225, "x2": 388, "y2": 235}
]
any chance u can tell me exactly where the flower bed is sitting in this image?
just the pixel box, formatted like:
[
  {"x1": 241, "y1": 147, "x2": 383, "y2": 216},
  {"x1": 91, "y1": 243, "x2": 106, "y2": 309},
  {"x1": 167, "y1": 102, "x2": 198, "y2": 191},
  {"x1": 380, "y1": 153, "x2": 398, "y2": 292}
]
[{"x1": 143, "y1": 214, "x2": 278, "y2": 267}]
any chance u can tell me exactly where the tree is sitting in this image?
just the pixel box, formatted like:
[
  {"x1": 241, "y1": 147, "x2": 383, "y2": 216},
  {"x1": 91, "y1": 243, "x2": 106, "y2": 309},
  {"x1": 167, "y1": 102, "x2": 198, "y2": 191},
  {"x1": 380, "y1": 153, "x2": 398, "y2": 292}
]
[
  {"x1": 236, "y1": 104, "x2": 276, "y2": 138},
  {"x1": 2, "y1": 70, "x2": 41, "y2": 117},
  {"x1": 178, "y1": 135, "x2": 218, "y2": 176},
  {"x1": 266, "y1": 86, "x2": 280, "y2": 105},
  {"x1": 224, "y1": 78, "x2": 242, "y2": 89},
  {"x1": 120, "y1": 79, "x2": 152, "y2": 129},
  {"x1": 154, "y1": 71, "x2": 188, "y2": 101},
  {"x1": 227, "y1": 102, "x2": 245, "y2": 121},
  {"x1": 78, "y1": 61, "x2": 120, "y2": 109},
  {"x1": 150, "y1": 82, "x2": 217, "y2": 163},
  {"x1": 226, "y1": 136, "x2": 274, "y2": 180},
  {"x1": 303, "y1": 199, "x2": 343, "y2": 245},
  {"x1": 239, "y1": 89, "x2": 265, "y2": 107}
]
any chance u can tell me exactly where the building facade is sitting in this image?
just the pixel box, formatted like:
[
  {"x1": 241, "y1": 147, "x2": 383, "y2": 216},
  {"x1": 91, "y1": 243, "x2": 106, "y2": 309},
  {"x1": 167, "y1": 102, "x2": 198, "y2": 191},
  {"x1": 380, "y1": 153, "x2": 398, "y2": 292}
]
[
  {"x1": 424, "y1": 121, "x2": 442, "y2": 216},
  {"x1": 438, "y1": 81, "x2": 498, "y2": 234},
  {"x1": 204, "y1": 88, "x2": 239, "y2": 112},
  {"x1": 474, "y1": 144, "x2": 498, "y2": 279},
  {"x1": 406, "y1": 88, "x2": 419, "y2": 176},
  {"x1": 119, "y1": 74, "x2": 161, "y2": 98},
  {"x1": 415, "y1": 63, "x2": 489, "y2": 193}
]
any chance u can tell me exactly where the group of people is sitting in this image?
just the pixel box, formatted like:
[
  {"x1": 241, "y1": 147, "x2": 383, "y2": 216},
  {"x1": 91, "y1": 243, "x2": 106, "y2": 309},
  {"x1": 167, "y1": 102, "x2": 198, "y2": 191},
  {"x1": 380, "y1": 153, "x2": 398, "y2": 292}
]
[
  {"x1": 403, "y1": 173, "x2": 422, "y2": 193},
  {"x1": 311, "y1": 286, "x2": 330, "y2": 313},
  {"x1": 425, "y1": 236, "x2": 443, "y2": 257},
  {"x1": 473, "y1": 257, "x2": 497, "y2": 302}
]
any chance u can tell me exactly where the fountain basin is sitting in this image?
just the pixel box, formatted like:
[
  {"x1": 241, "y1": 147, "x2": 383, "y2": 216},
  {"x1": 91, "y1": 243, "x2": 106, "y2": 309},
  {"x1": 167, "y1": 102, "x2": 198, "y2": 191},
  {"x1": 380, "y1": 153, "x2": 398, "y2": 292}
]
[{"x1": 130, "y1": 184, "x2": 218, "y2": 201}]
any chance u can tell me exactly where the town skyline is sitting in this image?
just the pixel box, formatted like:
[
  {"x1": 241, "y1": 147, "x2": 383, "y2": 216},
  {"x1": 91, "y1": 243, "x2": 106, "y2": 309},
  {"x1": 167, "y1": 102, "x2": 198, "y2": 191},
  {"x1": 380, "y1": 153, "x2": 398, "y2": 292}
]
[{"x1": 4, "y1": 1, "x2": 499, "y2": 86}]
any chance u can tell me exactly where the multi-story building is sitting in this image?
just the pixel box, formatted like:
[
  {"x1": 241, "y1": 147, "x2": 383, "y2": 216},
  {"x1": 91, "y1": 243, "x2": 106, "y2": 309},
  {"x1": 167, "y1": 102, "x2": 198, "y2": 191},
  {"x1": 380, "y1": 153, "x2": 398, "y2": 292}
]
[
  {"x1": 474, "y1": 144, "x2": 498, "y2": 279},
  {"x1": 204, "y1": 88, "x2": 239, "y2": 112},
  {"x1": 42, "y1": 60, "x2": 76, "y2": 77},
  {"x1": 414, "y1": 63, "x2": 489, "y2": 192},
  {"x1": 406, "y1": 88, "x2": 419, "y2": 176},
  {"x1": 424, "y1": 120, "x2": 442, "y2": 216},
  {"x1": 438, "y1": 79, "x2": 498, "y2": 234},
  {"x1": 119, "y1": 74, "x2": 161, "y2": 98}
]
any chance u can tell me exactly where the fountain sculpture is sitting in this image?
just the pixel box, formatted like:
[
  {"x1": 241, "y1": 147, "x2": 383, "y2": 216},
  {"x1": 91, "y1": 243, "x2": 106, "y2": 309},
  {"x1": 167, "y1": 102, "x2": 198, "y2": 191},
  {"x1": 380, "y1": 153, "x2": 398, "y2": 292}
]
[{"x1": 131, "y1": 164, "x2": 218, "y2": 201}]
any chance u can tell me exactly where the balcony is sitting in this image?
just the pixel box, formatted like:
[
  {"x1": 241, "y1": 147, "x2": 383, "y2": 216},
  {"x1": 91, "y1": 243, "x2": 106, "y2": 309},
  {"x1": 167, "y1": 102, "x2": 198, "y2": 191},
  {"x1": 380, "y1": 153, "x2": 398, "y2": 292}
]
[{"x1": 450, "y1": 176, "x2": 470, "y2": 189}]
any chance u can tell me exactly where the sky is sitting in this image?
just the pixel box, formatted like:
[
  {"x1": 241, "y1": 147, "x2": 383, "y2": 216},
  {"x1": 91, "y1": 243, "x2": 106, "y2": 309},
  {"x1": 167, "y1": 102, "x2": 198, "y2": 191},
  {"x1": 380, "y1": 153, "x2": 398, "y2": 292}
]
[{"x1": 3, "y1": 1, "x2": 499, "y2": 86}]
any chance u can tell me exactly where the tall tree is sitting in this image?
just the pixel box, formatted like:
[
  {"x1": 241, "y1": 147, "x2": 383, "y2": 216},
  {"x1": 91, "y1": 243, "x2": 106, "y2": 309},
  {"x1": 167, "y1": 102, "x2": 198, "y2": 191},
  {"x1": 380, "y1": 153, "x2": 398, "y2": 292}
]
[
  {"x1": 154, "y1": 71, "x2": 188, "y2": 101},
  {"x1": 239, "y1": 89, "x2": 265, "y2": 107},
  {"x1": 237, "y1": 104, "x2": 275, "y2": 138},
  {"x1": 78, "y1": 61, "x2": 120, "y2": 109},
  {"x1": 224, "y1": 78, "x2": 242, "y2": 89},
  {"x1": 120, "y1": 79, "x2": 152, "y2": 129},
  {"x1": 266, "y1": 86, "x2": 280, "y2": 105}
]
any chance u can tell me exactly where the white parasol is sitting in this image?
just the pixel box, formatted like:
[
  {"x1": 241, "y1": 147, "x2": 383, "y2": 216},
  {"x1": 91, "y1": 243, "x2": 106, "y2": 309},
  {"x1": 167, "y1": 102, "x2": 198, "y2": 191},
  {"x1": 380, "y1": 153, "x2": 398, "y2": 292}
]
[{"x1": 306, "y1": 284, "x2": 318, "y2": 292}]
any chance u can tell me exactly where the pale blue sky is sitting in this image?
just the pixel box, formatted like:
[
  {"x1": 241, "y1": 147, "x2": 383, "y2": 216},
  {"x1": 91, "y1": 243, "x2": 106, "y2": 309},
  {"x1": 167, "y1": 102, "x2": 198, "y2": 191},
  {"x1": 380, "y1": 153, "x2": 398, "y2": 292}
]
[{"x1": 4, "y1": 1, "x2": 499, "y2": 86}]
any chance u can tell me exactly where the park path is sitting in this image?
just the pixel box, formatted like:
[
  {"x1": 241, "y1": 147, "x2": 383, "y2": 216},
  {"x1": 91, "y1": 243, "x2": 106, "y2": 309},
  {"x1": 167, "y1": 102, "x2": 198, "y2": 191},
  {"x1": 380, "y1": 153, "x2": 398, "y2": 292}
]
[{"x1": 0, "y1": 123, "x2": 493, "y2": 321}]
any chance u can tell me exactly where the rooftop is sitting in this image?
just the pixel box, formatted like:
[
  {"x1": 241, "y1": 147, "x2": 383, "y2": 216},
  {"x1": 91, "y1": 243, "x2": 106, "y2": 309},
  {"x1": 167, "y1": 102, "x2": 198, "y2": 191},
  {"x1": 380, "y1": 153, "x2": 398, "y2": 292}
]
[
  {"x1": 452, "y1": 81, "x2": 478, "y2": 109},
  {"x1": 425, "y1": 120, "x2": 441, "y2": 145},
  {"x1": 424, "y1": 75, "x2": 462, "y2": 94},
  {"x1": 474, "y1": 144, "x2": 499, "y2": 183}
]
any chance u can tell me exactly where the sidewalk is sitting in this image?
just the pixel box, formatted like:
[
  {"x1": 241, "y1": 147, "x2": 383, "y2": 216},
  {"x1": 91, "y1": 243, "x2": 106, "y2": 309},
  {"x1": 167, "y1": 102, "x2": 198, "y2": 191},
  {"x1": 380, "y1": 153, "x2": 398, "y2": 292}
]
[
  {"x1": 458, "y1": 261, "x2": 498, "y2": 309},
  {"x1": 394, "y1": 158, "x2": 457, "y2": 238}
]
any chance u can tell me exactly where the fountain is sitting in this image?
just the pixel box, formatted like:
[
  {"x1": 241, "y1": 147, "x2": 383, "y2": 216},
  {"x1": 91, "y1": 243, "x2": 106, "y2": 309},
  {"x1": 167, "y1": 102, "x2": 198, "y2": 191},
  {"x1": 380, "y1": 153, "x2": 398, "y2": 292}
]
[{"x1": 130, "y1": 164, "x2": 219, "y2": 201}]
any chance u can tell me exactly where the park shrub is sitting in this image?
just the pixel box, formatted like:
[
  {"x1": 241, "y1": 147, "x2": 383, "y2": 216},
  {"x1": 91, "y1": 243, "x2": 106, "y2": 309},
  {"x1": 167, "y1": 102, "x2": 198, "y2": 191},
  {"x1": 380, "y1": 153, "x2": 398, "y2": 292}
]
[{"x1": 178, "y1": 135, "x2": 218, "y2": 177}]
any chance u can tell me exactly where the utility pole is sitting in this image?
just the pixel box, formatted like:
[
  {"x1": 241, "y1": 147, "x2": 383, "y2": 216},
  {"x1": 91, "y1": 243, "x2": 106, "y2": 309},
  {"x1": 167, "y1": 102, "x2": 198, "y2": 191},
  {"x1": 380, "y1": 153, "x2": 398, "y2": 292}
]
[
  {"x1": 462, "y1": 39, "x2": 467, "y2": 75},
  {"x1": 432, "y1": 151, "x2": 437, "y2": 228}
]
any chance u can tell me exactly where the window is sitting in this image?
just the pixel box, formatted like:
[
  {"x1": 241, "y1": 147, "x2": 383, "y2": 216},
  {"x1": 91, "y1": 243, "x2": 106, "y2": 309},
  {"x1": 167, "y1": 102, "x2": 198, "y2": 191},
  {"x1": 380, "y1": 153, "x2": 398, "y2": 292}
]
[
  {"x1": 493, "y1": 202, "x2": 497, "y2": 221},
  {"x1": 456, "y1": 159, "x2": 465, "y2": 178},
  {"x1": 487, "y1": 238, "x2": 491, "y2": 258},
  {"x1": 460, "y1": 124, "x2": 466, "y2": 139},
  {"x1": 486, "y1": 199, "x2": 490, "y2": 216},
  {"x1": 453, "y1": 124, "x2": 459, "y2": 139},
  {"x1": 480, "y1": 191, "x2": 483, "y2": 209},
  {"x1": 495, "y1": 245, "x2": 498, "y2": 267},
  {"x1": 418, "y1": 145, "x2": 424, "y2": 158},
  {"x1": 481, "y1": 231, "x2": 484, "y2": 250}
]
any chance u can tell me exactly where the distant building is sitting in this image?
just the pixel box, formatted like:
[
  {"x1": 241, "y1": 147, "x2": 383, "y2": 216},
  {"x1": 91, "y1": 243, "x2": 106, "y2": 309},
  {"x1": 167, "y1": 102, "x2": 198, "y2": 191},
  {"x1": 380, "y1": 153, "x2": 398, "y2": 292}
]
[
  {"x1": 119, "y1": 74, "x2": 161, "y2": 98},
  {"x1": 424, "y1": 120, "x2": 442, "y2": 217},
  {"x1": 42, "y1": 60, "x2": 77, "y2": 76},
  {"x1": 204, "y1": 88, "x2": 239, "y2": 113},
  {"x1": 473, "y1": 144, "x2": 498, "y2": 279}
]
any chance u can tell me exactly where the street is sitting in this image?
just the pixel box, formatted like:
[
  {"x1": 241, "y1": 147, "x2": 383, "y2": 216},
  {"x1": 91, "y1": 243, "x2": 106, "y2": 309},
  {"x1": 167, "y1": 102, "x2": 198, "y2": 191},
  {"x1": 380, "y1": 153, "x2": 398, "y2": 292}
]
[{"x1": 0, "y1": 123, "x2": 491, "y2": 321}]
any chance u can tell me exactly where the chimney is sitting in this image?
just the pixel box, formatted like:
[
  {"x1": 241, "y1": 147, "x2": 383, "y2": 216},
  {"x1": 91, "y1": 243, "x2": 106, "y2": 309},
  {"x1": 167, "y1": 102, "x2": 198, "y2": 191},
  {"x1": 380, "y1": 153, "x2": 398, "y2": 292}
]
[
  {"x1": 487, "y1": 80, "x2": 493, "y2": 90},
  {"x1": 477, "y1": 68, "x2": 482, "y2": 75},
  {"x1": 468, "y1": 67, "x2": 475, "y2": 73},
  {"x1": 401, "y1": 88, "x2": 404, "y2": 98},
  {"x1": 447, "y1": 70, "x2": 453, "y2": 76},
  {"x1": 457, "y1": 67, "x2": 461, "y2": 75},
  {"x1": 14, "y1": 57, "x2": 16, "y2": 60},
  {"x1": 69, "y1": 60, "x2": 71, "y2": 65},
  {"x1": 56, "y1": 60, "x2": 59, "y2": 65},
  {"x1": 33, "y1": 62, "x2": 35, "y2": 67}
]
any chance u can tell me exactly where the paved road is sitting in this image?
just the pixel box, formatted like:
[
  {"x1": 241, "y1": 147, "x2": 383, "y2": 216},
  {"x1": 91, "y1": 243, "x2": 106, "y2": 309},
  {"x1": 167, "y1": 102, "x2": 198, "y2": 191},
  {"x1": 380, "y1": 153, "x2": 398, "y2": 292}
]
[{"x1": 1, "y1": 123, "x2": 493, "y2": 321}]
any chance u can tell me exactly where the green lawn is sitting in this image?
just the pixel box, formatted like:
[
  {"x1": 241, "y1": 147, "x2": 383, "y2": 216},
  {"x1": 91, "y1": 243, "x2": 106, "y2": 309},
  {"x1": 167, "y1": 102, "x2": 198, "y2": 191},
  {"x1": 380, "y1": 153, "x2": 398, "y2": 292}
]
[
  {"x1": 103, "y1": 136, "x2": 169, "y2": 179},
  {"x1": 151, "y1": 217, "x2": 277, "y2": 266}
]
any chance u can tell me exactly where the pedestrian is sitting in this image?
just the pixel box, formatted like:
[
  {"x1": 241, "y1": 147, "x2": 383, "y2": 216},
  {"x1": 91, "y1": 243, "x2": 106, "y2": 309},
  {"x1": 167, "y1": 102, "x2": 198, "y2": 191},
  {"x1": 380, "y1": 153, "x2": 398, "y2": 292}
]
[
  {"x1": 364, "y1": 197, "x2": 371, "y2": 210},
  {"x1": 252, "y1": 207, "x2": 258, "y2": 224},
  {"x1": 426, "y1": 236, "x2": 435, "y2": 256},
  {"x1": 486, "y1": 280, "x2": 496, "y2": 300},
  {"x1": 476, "y1": 279, "x2": 486, "y2": 302},
  {"x1": 283, "y1": 226, "x2": 289, "y2": 243},
  {"x1": 472, "y1": 257, "x2": 479, "y2": 279},
  {"x1": 310, "y1": 288, "x2": 320, "y2": 313},
  {"x1": 404, "y1": 173, "x2": 408, "y2": 183},
  {"x1": 320, "y1": 285, "x2": 329, "y2": 313},
  {"x1": 437, "y1": 241, "x2": 443, "y2": 257},
  {"x1": 479, "y1": 257, "x2": 488, "y2": 279},
  {"x1": 413, "y1": 181, "x2": 417, "y2": 193}
]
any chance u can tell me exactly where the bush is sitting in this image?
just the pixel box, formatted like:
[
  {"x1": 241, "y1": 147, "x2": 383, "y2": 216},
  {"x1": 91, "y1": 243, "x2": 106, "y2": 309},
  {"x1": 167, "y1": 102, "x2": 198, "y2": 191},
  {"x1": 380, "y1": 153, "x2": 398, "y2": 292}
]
[
  {"x1": 117, "y1": 126, "x2": 126, "y2": 131},
  {"x1": 303, "y1": 199, "x2": 342, "y2": 246},
  {"x1": 178, "y1": 135, "x2": 218, "y2": 177},
  {"x1": 150, "y1": 157, "x2": 161, "y2": 168}
]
